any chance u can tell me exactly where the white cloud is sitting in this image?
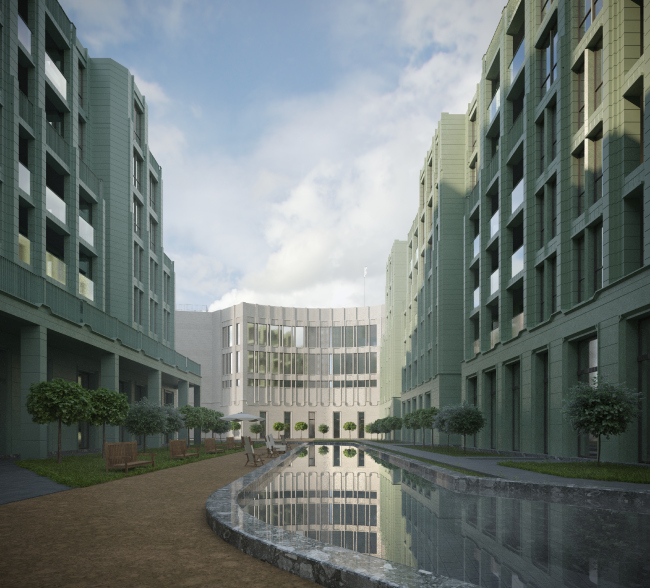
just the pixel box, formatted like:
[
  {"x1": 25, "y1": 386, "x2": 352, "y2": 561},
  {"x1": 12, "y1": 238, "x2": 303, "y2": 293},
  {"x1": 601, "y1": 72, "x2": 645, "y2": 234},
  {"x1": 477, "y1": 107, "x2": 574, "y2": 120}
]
[{"x1": 132, "y1": 73, "x2": 171, "y2": 107}]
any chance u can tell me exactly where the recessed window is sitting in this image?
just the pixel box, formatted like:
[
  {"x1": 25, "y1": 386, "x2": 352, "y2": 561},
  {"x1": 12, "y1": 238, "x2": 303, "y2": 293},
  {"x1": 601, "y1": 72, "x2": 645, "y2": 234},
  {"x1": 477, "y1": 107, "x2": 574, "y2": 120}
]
[{"x1": 133, "y1": 196, "x2": 142, "y2": 235}]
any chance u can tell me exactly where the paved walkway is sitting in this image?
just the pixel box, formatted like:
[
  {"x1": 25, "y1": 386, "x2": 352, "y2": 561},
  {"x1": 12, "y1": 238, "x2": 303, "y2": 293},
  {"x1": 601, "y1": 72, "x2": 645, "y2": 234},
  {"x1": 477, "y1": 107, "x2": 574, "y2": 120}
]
[
  {"x1": 361, "y1": 441, "x2": 650, "y2": 493},
  {"x1": 0, "y1": 459, "x2": 71, "y2": 505}
]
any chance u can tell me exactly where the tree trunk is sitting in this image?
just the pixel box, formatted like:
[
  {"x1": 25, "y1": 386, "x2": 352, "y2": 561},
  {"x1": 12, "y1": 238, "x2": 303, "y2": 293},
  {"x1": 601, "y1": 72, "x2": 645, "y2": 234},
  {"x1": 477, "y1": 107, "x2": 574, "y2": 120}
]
[
  {"x1": 102, "y1": 422, "x2": 106, "y2": 458},
  {"x1": 597, "y1": 434, "x2": 601, "y2": 465},
  {"x1": 431, "y1": 428, "x2": 435, "y2": 448},
  {"x1": 421, "y1": 427, "x2": 425, "y2": 447},
  {"x1": 143, "y1": 435, "x2": 147, "y2": 452},
  {"x1": 58, "y1": 419, "x2": 62, "y2": 463},
  {"x1": 447, "y1": 433, "x2": 450, "y2": 447},
  {"x1": 463, "y1": 434, "x2": 466, "y2": 452}
]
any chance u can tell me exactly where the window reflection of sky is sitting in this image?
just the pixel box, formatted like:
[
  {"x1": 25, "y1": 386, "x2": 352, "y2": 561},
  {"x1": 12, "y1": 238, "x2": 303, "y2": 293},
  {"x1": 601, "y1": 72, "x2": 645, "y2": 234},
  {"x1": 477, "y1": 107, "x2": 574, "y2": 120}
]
[{"x1": 240, "y1": 444, "x2": 650, "y2": 588}]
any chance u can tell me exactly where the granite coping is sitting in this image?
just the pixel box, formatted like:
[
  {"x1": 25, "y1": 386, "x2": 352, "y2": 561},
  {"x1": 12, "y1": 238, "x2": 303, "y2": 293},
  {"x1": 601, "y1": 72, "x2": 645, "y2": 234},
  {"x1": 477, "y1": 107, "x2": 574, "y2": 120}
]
[{"x1": 205, "y1": 442, "x2": 650, "y2": 588}]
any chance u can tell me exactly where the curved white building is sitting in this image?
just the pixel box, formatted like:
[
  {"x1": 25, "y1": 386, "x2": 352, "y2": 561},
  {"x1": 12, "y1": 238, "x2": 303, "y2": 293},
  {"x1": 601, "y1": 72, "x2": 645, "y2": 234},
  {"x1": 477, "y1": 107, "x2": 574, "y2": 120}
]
[{"x1": 176, "y1": 303, "x2": 387, "y2": 439}]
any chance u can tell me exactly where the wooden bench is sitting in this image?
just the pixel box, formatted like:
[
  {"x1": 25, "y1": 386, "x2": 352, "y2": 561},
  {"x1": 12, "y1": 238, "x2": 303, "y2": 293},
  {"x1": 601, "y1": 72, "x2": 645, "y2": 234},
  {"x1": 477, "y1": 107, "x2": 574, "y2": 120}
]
[
  {"x1": 204, "y1": 438, "x2": 226, "y2": 454},
  {"x1": 169, "y1": 439, "x2": 200, "y2": 460},
  {"x1": 104, "y1": 441, "x2": 155, "y2": 473}
]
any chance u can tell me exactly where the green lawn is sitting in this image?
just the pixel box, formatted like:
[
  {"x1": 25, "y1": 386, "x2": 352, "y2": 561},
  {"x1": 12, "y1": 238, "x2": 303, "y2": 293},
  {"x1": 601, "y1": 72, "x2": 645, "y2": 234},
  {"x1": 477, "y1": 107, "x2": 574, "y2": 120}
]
[
  {"x1": 400, "y1": 444, "x2": 488, "y2": 458},
  {"x1": 16, "y1": 442, "x2": 261, "y2": 488},
  {"x1": 498, "y1": 460, "x2": 650, "y2": 484},
  {"x1": 376, "y1": 448, "x2": 489, "y2": 478}
]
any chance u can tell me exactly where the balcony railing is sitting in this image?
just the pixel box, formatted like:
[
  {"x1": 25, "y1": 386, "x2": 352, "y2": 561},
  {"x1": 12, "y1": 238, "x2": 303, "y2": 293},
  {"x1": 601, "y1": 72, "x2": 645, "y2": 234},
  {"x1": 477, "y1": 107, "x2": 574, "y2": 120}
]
[
  {"x1": 490, "y1": 268, "x2": 500, "y2": 295},
  {"x1": 79, "y1": 273, "x2": 94, "y2": 301},
  {"x1": 508, "y1": 112, "x2": 524, "y2": 152},
  {"x1": 79, "y1": 216, "x2": 94, "y2": 245},
  {"x1": 490, "y1": 211, "x2": 499, "y2": 238},
  {"x1": 17, "y1": 14, "x2": 31, "y2": 54},
  {"x1": 19, "y1": 91, "x2": 34, "y2": 127},
  {"x1": 512, "y1": 313, "x2": 524, "y2": 338},
  {"x1": 46, "y1": 0, "x2": 72, "y2": 34},
  {"x1": 509, "y1": 40, "x2": 525, "y2": 82},
  {"x1": 46, "y1": 187, "x2": 66, "y2": 224},
  {"x1": 511, "y1": 247, "x2": 524, "y2": 276},
  {"x1": 79, "y1": 156, "x2": 100, "y2": 195},
  {"x1": 488, "y1": 90, "x2": 500, "y2": 125},
  {"x1": 485, "y1": 154, "x2": 499, "y2": 186},
  {"x1": 149, "y1": 151, "x2": 161, "y2": 171},
  {"x1": 469, "y1": 182, "x2": 480, "y2": 209},
  {"x1": 45, "y1": 53, "x2": 67, "y2": 98},
  {"x1": 19, "y1": 234, "x2": 31, "y2": 265},
  {"x1": 473, "y1": 235, "x2": 480, "y2": 258},
  {"x1": 46, "y1": 252, "x2": 66, "y2": 284},
  {"x1": 46, "y1": 124, "x2": 70, "y2": 165},
  {"x1": 511, "y1": 180, "x2": 524, "y2": 212},
  {"x1": 490, "y1": 328, "x2": 500, "y2": 349},
  {"x1": 473, "y1": 287, "x2": 480, "y2": 308},
  {"x1": 19, "y1": 163, "x2": 30, "y2": 195}
]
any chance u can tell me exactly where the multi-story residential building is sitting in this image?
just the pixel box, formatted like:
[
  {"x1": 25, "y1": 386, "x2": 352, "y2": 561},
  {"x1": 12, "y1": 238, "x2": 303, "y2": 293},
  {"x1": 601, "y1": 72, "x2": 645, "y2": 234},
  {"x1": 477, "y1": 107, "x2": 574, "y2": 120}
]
[
  {"x1": 385, "y1": 0, "x2": 649, "y2": 464},
  {"x1": 176, "y1": 303, "x2": 388, "y2": 439},
  {"x1": 0, "y1": 0, "x2": 201, "y2": 459}
]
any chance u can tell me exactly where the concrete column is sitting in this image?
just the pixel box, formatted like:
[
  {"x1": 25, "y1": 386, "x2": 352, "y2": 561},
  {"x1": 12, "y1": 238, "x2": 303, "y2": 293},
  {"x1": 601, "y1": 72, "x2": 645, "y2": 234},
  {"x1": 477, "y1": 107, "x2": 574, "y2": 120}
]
[
  {"x1": 20, "y1": 325, "x2": 48, "y2": 459},
  {"x1": 101, "y1": 353, "x2": 120, "y2": 444},
  {"x1": 193, "y1": 385, "x2": 201, "y2": 445},
  {"x1": 177, "y1": 380, "x2": 189, "y2": 442},
  {"x1": 146, "y1": 369, "x2": 162, "y2": 448}
]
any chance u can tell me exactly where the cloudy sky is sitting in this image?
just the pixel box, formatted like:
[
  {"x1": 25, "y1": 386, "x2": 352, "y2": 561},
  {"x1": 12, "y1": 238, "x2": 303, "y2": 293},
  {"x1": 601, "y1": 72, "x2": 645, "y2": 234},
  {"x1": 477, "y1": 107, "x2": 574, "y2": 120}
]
[{"x1": 61, "y1": 0, "x2": 506, "y2": 310}]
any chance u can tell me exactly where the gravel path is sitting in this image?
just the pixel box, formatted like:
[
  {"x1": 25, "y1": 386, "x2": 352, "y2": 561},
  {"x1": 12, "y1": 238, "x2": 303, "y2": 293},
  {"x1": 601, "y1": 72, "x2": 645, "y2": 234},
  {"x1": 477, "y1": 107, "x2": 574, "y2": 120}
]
[{"x1": 0, "y1": 452, "x2": 315, "y2": 588}]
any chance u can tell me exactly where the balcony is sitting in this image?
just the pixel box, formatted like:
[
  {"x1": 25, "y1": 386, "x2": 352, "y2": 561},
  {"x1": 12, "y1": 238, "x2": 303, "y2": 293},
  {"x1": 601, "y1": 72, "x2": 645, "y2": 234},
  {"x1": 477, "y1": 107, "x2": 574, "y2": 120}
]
[
  {"x1": 490, "y1": 327, "x2": 500, "y2": 349},
  {"x1": 19, "y1": 163, "x2": 30, "y2": 195},
  {"x1": 473, "y1": 287, "x2": 480, "y2": 308},
  {"x1": 46, "y1": 252, "x2": 66, "y2": 285},
  {"x1": 490, "y1": 211, "x2": 499, "y2": 238},
  {"x1": 490, "y1": 268, "x2": 500, "y2": 295},
  {"x1": 508, "y1": 113, "x2": 524, "y2": 153},
  {"x1": 473, "y1": 235, "x2": 480, "y2": 258},
  {"x1": 79, "y1": 157, "x2": 100, "y2": 195},
  {"x1": 46, "y1": 187, "x2": 66, "y2": 224},
  {"x1": 45, "y1": 53, "x2": 67, "y2": 98},
  {"x1": 511, "y1": 180, "x2": 524, "y2": 212},
  {"x1": 18, "y1": 14, "x2": 31, "y2": 54},
  {"x1": 79, "y1": 273, "x2": 94, "y2": 301},
  {"x1": 473, "y1": 339, "x2": 480, "y2": 355},
  {"x1": 512, "y1": 313, "x2": 524, "y2": 338},
  {"x1": 511, "y1": 247, "x2": 524, "y2": 276},
  {"x1": 19, "y1": 234, "x2": 31, "y2": 265},
  {"x1": 46, "y1": 124, "x2": 70, "y2": 165},
  {"x1": 509, "y1": 40, "x2": 525, "y2": 82},
  {"x1": 79, "y1": 216, "x2": 94, "y2": 245},
  {"x1": 19, "y1": 92, "x2": 34, "y2": 128},
  {"x1": 488, "y1": 90, "x2": 500, "y2": 125}
]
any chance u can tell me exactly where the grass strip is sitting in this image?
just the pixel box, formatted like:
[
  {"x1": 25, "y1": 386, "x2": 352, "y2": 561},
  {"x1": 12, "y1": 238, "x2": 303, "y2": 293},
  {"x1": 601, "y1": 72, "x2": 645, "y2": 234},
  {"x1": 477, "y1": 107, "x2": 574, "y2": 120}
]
[
  {"x1": 497, "y1": 460, "x2": 650, "y2": 484},
  {"x1": 400, "y1": 444, "x2": 488, "y2": 458},
  {"x1": 16, "y1": 443, "x2": 264, "y2": 488},
  {"x1": 371, "y1": 447, "x2": 489, "y2": 478}
]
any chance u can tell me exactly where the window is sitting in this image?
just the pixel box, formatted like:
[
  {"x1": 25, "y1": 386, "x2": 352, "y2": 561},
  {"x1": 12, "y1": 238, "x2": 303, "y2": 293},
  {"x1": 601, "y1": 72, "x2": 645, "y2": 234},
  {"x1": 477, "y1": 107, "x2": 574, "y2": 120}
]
[
  {"x1": 133, "y1": 244, "x2": 142, "y2": 280},
  {"x1": 133, "y1": 287, "x2": 143, "y2": 324},
  {"x1": 593, "y1": 222, "x2": 603, "y2": 291},
  {"x1": 149, "y1": 259, "x2": 157, "y2": 291},
  {"x1": 593, "y1": 133, "x2": 603, "y2": 202},
  {"x1": 579, "y1": 0, "x2": 603, "y2": 40},
  {"x1": 538, "y1": 263, "x2": 545, "y2": 321},
  {"x1": 576, "y1": 235, "x2": 585, "y2": 302},
  {"x1": 247, "y1": 323, "x2": 255, "y2": 345},
  {"x1": 538, "y1": 192, "x2": 545, "y2": 248},
  {"x1": 550, "y1": 256, "x2": 557, "y2": 313},
  {"x1": 79, "y1": 119, "x2": 85, "y2": 161},
  {"x1": 258, "y1": 324, "x2": 267, "y2": 346},
  {"x1": 540, "y1": 0, "x2": 555, "y2": 20},
  {"x1": 149, "y1": 175, "x2": 157, "y2": 212},
  {"x1": 511, "y1": 363, "x2": 521, "y2": 451},
  {"x1": 550, "y1": 183, "x2": 557, "y2": 238},
  {"x1": 576, "y1": 63, "x2": 585, "y2": 130},
  {"x1": 538, "y1": 118, "x2": 545, "y2": 174},
  {"x1": 576, "y1": 151, "x2": 585, "y2": 215},
  {"x1": 133, "y1": 152, "x2": 142, "y2": 191},
  {"x1": 593, "y1": 40, "x2": 603, "y2": 109},
  {"x1": 150, "y1": 300, "x2": 157, "y2": 334},
  {"x1": 550, "y1": 107, "x2": 557, "y2": 161},
  {"x1": 540, "y1": 27, "x2": 558, "y2": 96},
  {"x1": 236, "y1": 323, "x2": 241, "y2": 345},
  {"x1": 78, "y1": 62, "x2": 85, "y2": 107},
  {"x1": 223, "y1": 325, "x2": 233, "y2": 347},
  {"x1": 133, "y1": 197, "x2": 142, "y2": 235},
  {"x1": 133, "y1": 102, "x2": 143, "y2": 146},
  {"x1": 577, "y1": 337, "x2": 598, "y2": 456},
  {"x1": 470, "y1": 112, "x2": 477, "y2": 150},
  {"x1": 149, "y1": 217, "x2": 157, "y2": 249}
]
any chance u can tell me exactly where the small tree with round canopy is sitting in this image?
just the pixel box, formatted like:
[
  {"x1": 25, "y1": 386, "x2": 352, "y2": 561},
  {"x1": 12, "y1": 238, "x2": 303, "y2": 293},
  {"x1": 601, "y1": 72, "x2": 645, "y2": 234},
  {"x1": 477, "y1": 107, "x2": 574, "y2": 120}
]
[
  {"x1": 318, "y1": 424, "x2": 329, "y2": 438},
  {"x1": 178, "y1": 405, "x2": 202, "y2": 446},
  {"x1": 26, "y1": 379, "x2": 91, "y2": 463},
  {"x1": 294, "y1": 421, "x2": 308, "y2": 439},
  {"x1": 211, "y1": 419, "x2": 231, "y2": 441},
  {"x1": 124, "y1": 398, "x2": 167, "y2": 452},
  {"x1": 249, "y1": 423, "x2": 264, "y2": 440},
  {"x1": 446, "y1": 403, "x2": 486, "y2": 452},
  {"x1": 343, "y1": 421, "x2": 357, "y2": 439},
  {"x1": 87, "y1": 387, "x2": 130, "y2": 457}
]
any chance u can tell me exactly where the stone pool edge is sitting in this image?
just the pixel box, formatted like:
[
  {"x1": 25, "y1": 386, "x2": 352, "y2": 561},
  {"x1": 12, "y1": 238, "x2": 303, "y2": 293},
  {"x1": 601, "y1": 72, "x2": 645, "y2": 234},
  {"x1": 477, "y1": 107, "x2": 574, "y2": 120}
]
[
  {"x1": 205, "y1": 443, "x2": 477, "y2": 588},
  {"x1": 358, "y1": 443, "x2": 650, "y2": 514}
]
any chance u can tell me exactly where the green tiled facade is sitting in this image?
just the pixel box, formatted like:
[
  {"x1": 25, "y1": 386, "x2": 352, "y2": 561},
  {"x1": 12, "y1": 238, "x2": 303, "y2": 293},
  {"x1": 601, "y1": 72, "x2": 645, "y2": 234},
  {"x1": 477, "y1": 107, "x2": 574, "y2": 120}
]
[
  {"x1": 0, "y1": 0, "x2": 201, "y2": 459},
  {"x1": 384, "y1": 0, "x2": 650, "y2": 463}
]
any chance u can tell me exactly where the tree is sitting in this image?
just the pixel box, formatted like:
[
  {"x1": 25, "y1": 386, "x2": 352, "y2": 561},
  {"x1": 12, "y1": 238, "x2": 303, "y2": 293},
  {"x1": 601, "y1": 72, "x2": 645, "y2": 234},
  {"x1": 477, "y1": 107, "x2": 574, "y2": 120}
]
[
  {"x1": 446, "y1": 403, "x2": 486, "y2": 452},
  {"x1": 318, "y1": 424, "x2": 329, "y2": 438},
  {"x1": 296, "y1": 448, "x2": 308, "y2": 458},
  {"x1": 343, "y1": 448, "x2": 357, "y2": 458},
  {"x1": 230, "y1": 422, "x2": 241, "y2": 437},
  {"x1": 403, "y1": 412, "x2": 420, "y2": 444},
  {"x1": 294, "y1": 421, "x2": 308, "y2": 439},
  {"x1": 387, "y1": 416, "x2": 403, "y2": 441},
  {"x1": 434, "y1": 406, "x2": 458, "y2": 447},
  {"x1": 198, "y1": 407, "x2": 223, "y2": 439},
  {"x1": 26, "y1": 379, "x2": 91, "y2": 463},
  {"x1": 87, "y1": 387, "x2": 130, "y2": 457},
  {"x1": 318, "y1": 446, "x2": 329, "y2": 455},
  {"x1": 178, "y1": 405, "x2": 203, "y2": 445},
  {"x1": 562, "y1": 377, "x2": 640, "y2": 464},
  {"x1": 250, "y1": 423, "x2": 264, "y2": 439},
  {"x1": 123, "y1": 398, "x2": 167, "y2": 452},
  {"x1": 343, "y1": 421, "x2": 357, "y2": 439},
  {"x1": 421, "y1": 407, "x2": 439, "y2": 447},
  {"x1": 273, "y1": 422, "x2": 285, "y2": 437},
  {"x1": 162, "y1": 405, "x2": 185, "y2": 439},
  {"x1": 365, "y1": 424, "x2": 374, "y2": 439},
  {"x1": 211, "y1": 419, "x2": 231, "y2": 440}
]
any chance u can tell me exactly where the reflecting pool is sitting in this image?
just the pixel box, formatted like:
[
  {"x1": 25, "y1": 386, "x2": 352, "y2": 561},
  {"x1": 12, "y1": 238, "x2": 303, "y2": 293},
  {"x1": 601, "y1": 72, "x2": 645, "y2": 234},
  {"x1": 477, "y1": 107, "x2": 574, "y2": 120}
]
[{"x1": 239, "y1": 444, "x2": 650, "y2": 588}]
